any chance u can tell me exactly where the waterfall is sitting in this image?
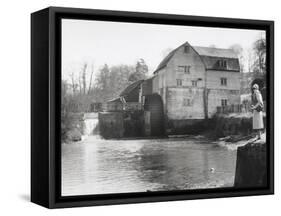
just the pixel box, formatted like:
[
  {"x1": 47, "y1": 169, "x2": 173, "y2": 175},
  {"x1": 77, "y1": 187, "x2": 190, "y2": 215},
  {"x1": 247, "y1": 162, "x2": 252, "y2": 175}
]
[{"x1": 83, "y1": 113, "x2": 99, "y2": 136}]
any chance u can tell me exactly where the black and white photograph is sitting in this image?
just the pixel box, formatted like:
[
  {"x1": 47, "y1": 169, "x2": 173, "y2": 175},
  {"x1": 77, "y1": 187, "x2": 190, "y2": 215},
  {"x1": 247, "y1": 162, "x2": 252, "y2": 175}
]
[
  {"x1": 61, "y1": 18, "x2": 268, "y2": 196},
  {"x1": 1, "y1": 0, "x2": 280, "y2": 213}
]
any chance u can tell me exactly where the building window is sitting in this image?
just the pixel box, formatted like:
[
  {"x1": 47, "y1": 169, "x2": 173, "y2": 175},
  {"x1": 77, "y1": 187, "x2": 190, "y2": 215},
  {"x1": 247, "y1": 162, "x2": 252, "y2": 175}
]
[
  {"x1": 177, "y1": 65, "x2": 191, "y2": 74},
  {"x1": 178, "y1": 66, "x2": 185, "y2": 73},
  {"x1": 184, "y1": 46, "x2": 190, "y2": 53},
  {"x1": 221, "y1": 77, "x2": 227, "y2": 86},
  {"x1": 192, "y1": 80, "x2": 197, "y2": 87},
  {"x1": 176, "y1": 79, "x2": 183, "y2": 86},
  {"x1": 230, "y1": 90, "x2": 239, "y2": 94},
  {"x1": 223, "y1": 60, "x2": 227, "y2": 68},
  {"x1": 185, "y1": 66, "x2": 191, "y2": 74},
  {"x1": 183, "y1": 98, "x2": 191, "y2": 106},
  {"x1": 218, "y1": 59, "x2": 227, "y2": 69},
  {"x1": 221, "y1": 99, "x2": 228, "y2": 107}
]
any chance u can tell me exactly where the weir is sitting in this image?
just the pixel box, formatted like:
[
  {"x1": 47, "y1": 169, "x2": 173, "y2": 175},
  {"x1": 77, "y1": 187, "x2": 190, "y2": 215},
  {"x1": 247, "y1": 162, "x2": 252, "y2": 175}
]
[{"x1": 83, "y1": 113, "x2": 99, "y2": 136}]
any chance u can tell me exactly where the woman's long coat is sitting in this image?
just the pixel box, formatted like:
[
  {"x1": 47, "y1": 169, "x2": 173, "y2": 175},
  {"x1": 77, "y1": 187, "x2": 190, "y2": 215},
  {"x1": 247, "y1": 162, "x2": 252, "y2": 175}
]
[{"x1": 252, "y1": 90, "x2": 264, "y2": 130}]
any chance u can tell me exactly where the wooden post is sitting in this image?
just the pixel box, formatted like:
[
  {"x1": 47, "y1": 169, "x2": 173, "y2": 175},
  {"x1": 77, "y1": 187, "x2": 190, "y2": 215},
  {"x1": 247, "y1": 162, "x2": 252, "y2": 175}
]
[{"x1": 144, "y1": 111, "x2": 151, "y2": 136}]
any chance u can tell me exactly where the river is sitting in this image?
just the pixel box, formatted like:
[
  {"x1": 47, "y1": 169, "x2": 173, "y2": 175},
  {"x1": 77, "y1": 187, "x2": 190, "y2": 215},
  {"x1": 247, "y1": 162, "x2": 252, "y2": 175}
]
[{"x1": 62, "y1": 135, "x2": 237, "y2": 196}]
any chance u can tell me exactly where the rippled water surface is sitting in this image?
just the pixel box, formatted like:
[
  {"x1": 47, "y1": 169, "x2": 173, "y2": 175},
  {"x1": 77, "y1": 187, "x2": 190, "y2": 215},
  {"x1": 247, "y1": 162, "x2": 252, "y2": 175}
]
[{"x1": 62, "y1": 136, "x2": 237, "y2": 196}]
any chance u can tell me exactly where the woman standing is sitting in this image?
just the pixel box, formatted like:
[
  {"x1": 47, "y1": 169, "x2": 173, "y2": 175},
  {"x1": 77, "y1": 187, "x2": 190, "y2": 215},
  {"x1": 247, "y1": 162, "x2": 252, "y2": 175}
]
[{"x1": 251, "y1": 84, "x2": 264, "y2": 139}]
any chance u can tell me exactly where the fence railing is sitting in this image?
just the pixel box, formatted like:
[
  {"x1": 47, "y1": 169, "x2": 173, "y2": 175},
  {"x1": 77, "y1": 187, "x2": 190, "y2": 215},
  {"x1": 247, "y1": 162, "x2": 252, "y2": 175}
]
[
  {"x1": 216, "y1": 103, "x2": 266, "y2": 114},
  {"x1": 217, "y1": 104, "x2": 244, "y2": 114}
]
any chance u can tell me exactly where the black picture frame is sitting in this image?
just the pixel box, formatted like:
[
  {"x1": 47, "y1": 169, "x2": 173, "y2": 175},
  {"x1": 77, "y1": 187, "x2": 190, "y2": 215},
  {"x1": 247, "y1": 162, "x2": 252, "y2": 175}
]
[{"x1": 31, "y1": 6, "x2": 274, "y2": 208}]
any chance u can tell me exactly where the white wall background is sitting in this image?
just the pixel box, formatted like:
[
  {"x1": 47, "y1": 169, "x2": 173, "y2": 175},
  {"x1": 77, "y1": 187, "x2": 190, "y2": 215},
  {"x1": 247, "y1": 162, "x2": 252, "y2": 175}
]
[{"x1": 0, "y1": 0, "x2": 279, "y2": 214}]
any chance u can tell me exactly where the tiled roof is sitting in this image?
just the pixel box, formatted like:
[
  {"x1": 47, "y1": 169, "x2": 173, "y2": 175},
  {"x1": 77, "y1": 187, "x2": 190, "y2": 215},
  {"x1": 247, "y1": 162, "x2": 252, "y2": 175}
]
[
  {"x1": 119, "y1": 80, "x2": 144, "y2": 97},
  {"x1": 154, "y1": 49, "x2": 178, "y2": 73},
  {"x1": 154, "y1": 42, "x2": 239, "y2": 73},
  {"x1": 108, "y1": 97, "x2": 121, "y2": 103},
  {"x1": 199, "y1": 55, "x2": 240, "y2": 71},
  {"x1": 193, "y1": 46, "x2": 238, "y2": 59}
]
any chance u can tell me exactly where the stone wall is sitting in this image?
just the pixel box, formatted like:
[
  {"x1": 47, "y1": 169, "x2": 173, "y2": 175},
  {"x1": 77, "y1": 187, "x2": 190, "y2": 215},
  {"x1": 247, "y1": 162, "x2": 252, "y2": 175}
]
[
  {"x1": 166, "y1": 119, "x2": 207, "y2": 135},
  {"x1": 166, "y1": 87, "x2": 205, "y2": 119},
  {"x1": 213, "y1": 113, "x2": 266, "y2": 138},
  {"x1": 234, "y1": 142, "x2": 267, "y2": 188},
  {"x1": 123, "y1": 111, "x2": 145, "y2": 137},
  {"x1": 153, "y1": 43, "x2": 241, "y2": 121},
  {"x1": 98, "y1": 112, "x2": 124, "y2": 139},
  {"x1": 206, "y1": 70, "x2": 241, "y2": 117},
  {"x1": 152, "y1": 68, "x2": 164, "y2": 94},
  {"x1": 99, "y1": 111, "x2": 145, "y2": 139},
  {"x1": 208, "y1": 89, "x2": 241, "y2": 117},
  {"x1": 167, "y1": 44, "x2": 206, "y2": 87},
  {"x1": 206, "y1": 70, "x2": 240, "y2": 90}
]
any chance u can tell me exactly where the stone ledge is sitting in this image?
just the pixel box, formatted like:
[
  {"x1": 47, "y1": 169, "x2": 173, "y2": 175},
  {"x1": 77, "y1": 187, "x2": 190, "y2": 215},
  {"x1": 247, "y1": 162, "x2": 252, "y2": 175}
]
[{"x1": 234, "y1": 141, "x2": 267, "y2": 188}]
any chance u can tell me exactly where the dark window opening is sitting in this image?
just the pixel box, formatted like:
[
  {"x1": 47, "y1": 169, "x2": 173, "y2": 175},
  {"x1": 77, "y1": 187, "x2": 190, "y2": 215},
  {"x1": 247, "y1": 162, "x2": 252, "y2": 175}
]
[
  {"x1": 221, "y1": 77, "x2": 227, "y2": 86},
  {"x1": 178, "y1": 65, "x2": 191, "y2": 74},
  {"x1": 192, "y1": 80, "x2": 197, "y2": 87},
  {"x1": 218, "y1": 59, "x2": 228, "y2": 69},
  {"x1": 185, "y1": 66, "x2": 191, "y2": 74},
  {"x1": 176, "y1": 79, "x2": 182, "y2": 86},
  {"x1": 184, "y1": 46, "x2": 190, "y2": 53},
  {"x1": 223, "y1": 60, "x2": 227, "y2": 68},
  {"x1": 183, "y1": 98, "x2": 191, "y2": 106},
  {"x1": 221, "y1": 99, "x2": 228, "y2": 107}
]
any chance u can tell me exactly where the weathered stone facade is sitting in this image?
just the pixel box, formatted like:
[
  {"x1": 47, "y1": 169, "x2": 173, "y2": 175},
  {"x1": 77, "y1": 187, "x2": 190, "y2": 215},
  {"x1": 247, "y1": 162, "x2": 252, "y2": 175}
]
[{"x1": 152, "y1": 42, "x2": 241, "y2": 132}]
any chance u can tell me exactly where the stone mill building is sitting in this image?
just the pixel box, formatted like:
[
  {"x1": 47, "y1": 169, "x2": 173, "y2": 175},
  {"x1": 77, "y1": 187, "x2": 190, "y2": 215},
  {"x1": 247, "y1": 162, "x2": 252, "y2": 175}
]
[
  {"x1": 99, "y1": 41, "x2": 241, "y2": 137},
  {"x1": 152, "y1": 42, "x2": 241, "y2": 133}
]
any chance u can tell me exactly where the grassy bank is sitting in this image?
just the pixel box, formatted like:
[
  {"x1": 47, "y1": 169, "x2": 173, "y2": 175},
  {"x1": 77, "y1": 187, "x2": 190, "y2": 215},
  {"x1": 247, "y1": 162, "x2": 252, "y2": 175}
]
[
  {"x1": 202, "y1": 112, "x2": 266, "y2": 140},
  {"x1": 61, "y1": 112, "x2": 84, "y2": 143}
]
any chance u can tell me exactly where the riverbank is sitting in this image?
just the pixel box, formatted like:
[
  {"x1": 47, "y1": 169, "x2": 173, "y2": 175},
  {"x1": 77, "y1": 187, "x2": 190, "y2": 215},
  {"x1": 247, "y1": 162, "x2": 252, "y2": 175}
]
[
  {"x1": 216, "y1": 132, "x2": 266, "y2": 150},
  {"x1": 211, "y1": 112, "x2": 266, "y2": 139},
  {"x1": 63, "y1": 111, "x2": 266, "y2": 145},
  {"x1": 204, "y1": 112, "x2": 266, "y2": 149},
  {"x1": 163, "y1": 112, "x2": 265, "y2": 142}
]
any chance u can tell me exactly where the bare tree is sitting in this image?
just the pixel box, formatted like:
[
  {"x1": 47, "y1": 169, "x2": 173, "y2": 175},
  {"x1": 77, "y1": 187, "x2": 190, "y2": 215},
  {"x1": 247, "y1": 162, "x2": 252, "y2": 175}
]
[
  {"x1": 229, "y1": 44, "x2": 245, "y2": 72},
  {"x1": 70, "y1": 72, "x2": 78, "y2": 94},
  {"x1": 88, "y1": 63, "x2": 94, "y2": 95},
  {"x1": 82, "y1": 63, "x2": 87, "y2": 95},
  {"x1": 247, "y1": 49, "x2": 254, "y2": 72},
  {"x1": 78, "y1": 72, "x2": 82, "y2": 94},
  {"x1": 253, "y1": 38, "x2": 266, "y2": 73}
]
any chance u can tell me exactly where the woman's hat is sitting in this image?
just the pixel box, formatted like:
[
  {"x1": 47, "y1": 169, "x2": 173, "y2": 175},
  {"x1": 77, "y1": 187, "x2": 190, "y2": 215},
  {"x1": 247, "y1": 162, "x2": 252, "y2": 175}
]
[{"x1": 252, "y1": 84, "x2": 259, "y2": 90}]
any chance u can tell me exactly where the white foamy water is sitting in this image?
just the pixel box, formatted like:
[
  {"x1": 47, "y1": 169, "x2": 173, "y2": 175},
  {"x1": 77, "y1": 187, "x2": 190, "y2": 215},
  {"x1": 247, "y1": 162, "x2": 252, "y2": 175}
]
[
  {"x1": 83, "y1": 112, "x2": 99, "y2": 136},
  {"x1": 84, "y1": 118, "x2": 98, "y2": 135}
]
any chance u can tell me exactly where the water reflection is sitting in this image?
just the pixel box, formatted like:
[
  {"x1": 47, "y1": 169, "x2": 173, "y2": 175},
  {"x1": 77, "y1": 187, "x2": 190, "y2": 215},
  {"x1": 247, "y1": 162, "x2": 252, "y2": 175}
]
[{"x1": 62, "y1": 136, "x2": 237, "y2": 196}]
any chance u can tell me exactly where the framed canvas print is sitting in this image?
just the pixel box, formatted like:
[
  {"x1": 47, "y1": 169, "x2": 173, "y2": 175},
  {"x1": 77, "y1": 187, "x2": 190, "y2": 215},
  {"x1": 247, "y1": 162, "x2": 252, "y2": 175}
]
[{"x1": 31, "y1": 6, "x2": 274, "y2": 208}]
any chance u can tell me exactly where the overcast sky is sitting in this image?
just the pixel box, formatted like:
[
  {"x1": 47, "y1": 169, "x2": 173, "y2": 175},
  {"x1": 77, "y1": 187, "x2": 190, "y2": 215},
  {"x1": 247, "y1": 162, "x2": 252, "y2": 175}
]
[{"x1": 62, "y1": 19, "x2": 265, "y2": 80}]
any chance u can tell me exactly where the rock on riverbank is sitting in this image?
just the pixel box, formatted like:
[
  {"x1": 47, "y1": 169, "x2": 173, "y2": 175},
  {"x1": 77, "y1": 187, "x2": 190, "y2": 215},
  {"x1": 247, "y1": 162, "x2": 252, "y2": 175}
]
[{"x1": 234, "y1": 137, "x2": 267, "y2": 188}]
